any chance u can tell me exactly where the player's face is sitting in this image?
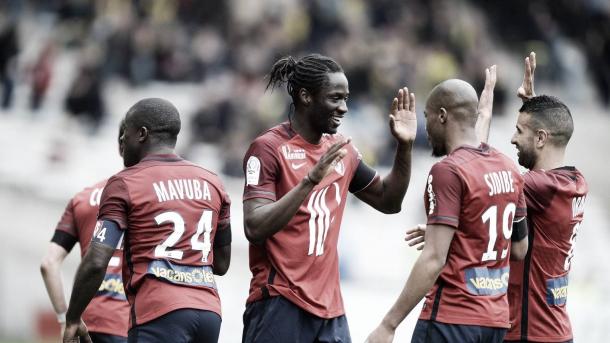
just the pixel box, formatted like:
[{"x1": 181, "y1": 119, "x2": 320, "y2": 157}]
[
  {"x1": 424, "y1": 105, "x2": 446, "y2": 157},
  {"x1": 309, "y1": 72, "x2": 349, "y2": 134},
  {"x1": 511, "y1": 112, "x2": 538, "y2": 169}
]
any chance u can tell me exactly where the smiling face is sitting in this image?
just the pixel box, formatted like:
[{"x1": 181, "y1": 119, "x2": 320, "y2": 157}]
[
  {"x1": 308, "y1": 72, "x2": 349, "y2": 134},
  {"x1": 511, "y1": 112, "x2": 539, "y2": 169}
]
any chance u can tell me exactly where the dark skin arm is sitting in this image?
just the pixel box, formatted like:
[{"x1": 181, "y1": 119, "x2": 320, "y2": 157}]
[
  {"x1": 63, "y1": 242, "x2": 114, "y2": 342},
  {"x1": 354, "y1": 88, "x2": 417, "y2": 214},
  {"x1": 244, "y1": 140, "x2": 350, "y2": 244},
  {"x1": 212, "y1": 222, "x2": 231, "y2": 275},
  {"x1": 366, "y1": 224, "x2": 455, "y2": 342}
]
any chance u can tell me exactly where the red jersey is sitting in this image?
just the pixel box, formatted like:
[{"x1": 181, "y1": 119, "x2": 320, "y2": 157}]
[
  {"x1": 55, "y1": 180, "x2": 128, "y2": 337},
  {"x1": 97, "y1": 154, "x2": 231, "y2": 328},
  {"x1": 418, "y1": 144, "x2": 527, "y2": 328},
  {"x1": 243, "y1": 122, "x2": 378, "y2": 318},
  {"x1": 506, "y1": 167, "x2": 588, "y2": 342}
]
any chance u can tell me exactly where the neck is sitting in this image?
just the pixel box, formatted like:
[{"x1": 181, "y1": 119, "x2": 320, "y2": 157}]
[
  {"x1": 445, "y1": 126, "x2": 480, "y2": 154},
  {"x1": 143, "y1": 145, "x2": 175, "y2": 158},
  {"x1": 291, "y1": 109, "x2": 322, "y2": 144},
  {"x1": 532, "y1": 146, "x2": 566, "y2": 170}
]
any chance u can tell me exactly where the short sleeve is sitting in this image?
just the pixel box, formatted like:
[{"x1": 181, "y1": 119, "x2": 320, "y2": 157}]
[
  {"x1": 243, "y1": 138, "x2": 280, "y2": 201},
  {"x1": 54, "y1": 199, "x2": 78, "y2": 238},
  {"x1": 523, "y1": 171, "x2": 551, "y2": 213},
  {"x1": 424, "y1": 163, "x2": 463, "y2": 229},
  {"x1": 98, "y1": 176, "x2": 130, "y2": 230},
  {"x1": 219, "y1": 189, "x2": 231, "y2": 224},
  {"x1": 515, "y1": 176, "x2": 527, "y2": 219}
]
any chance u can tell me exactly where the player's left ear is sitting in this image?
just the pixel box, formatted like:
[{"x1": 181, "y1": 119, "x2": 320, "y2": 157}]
[
  {"x1": 535, "y1": 129, "x2": 548, "y2": 148},
  {"x1": 138, "y1": 126, "x2": 149, "y2": 143},
  {"x1": 438, "y1": 107, "x2": 447, "y2": 124}
]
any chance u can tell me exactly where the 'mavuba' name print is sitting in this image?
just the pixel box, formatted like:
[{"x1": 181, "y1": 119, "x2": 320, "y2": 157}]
[{"x1": 153, "y1": 179, "x2": 212, "y2": 203}]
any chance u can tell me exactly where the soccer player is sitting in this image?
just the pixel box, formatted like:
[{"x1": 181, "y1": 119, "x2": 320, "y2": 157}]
[
  {"x1": 41, "y1": 121, "x2": 129, "y2": 342},
  {"x1": 503, "y1": 53, "x2": 588, "y2": 343},
  {"x1": 63, "y1": 98, "x2": 232, "y2": 343},
  {"x1": 367, "y1": 79, "x2": 529, "y2": 343},
  {"x1": 242, "y1": 53, "x2": 417, "y2": 342}
]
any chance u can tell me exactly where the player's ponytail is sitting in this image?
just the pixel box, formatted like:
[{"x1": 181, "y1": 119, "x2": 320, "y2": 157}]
[
  {"x1": 266, "y1": 56, "x2": 297, "y2": 94},
  {"x1": 265, "y1": 54, "x2": 343, "y2": 105}
]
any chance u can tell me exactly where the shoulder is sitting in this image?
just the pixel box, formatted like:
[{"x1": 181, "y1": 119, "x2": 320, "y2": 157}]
[
  {"x1": 72, "y1": 179, "x2": 108, "y2": 204},
  {"x1": 250, "y1": 123, "x2": 291, "y2": 150}
]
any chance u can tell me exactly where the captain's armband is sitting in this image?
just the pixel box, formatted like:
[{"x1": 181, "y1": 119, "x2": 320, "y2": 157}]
[{"x1": 92, "y1": 220, "x2": 124, "y2": 249}]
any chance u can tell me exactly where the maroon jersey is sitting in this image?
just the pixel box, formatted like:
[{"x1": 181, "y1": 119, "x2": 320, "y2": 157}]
[
  {"x1": 506, "y1": 167, "x2": 588, "y2": 342},
  {"x1": 243, "y1": 122, "x2": 378, "y2": 318},
  {"x1": 55, "y1": 180, "x2": 128, "y2": 337},
  {"x1": 97, "y1": 154, "x2": 231, "y2": 328},
  {"x1": 418, "y1": 144, "x2": 527, "y2": 328}
]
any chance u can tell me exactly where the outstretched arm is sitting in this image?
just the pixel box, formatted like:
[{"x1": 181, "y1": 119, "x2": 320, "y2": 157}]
[
  {"x1": 40, "y1": 243, "x2": 70, "y2": 335},
  {"x1": 475, "y1": 65, "x2": 497, "y2": 144},
  {"x1": 354, "y1": 88, "x2": 417, "y2": 214},
  {"x1": 366, "y1": 224, "x2": 455, "y2": 343},
  {"x1": 517, "y1": 52, "x2": 536, "y2": 101},
  {"x1": 244, "y1": 140, "x2": 350, "y2": 244}
]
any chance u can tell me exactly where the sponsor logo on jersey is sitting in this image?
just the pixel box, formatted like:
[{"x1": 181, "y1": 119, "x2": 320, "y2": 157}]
[
  {"x1": 546, "y1": 275, "x2": 569, "y2": 306},
  {"x1": 281, "y1": 145, "x2": 306, "y2": 160},
  {"x1": 96, "y1": 273, "x2": 127, "y2": 301},
  {"x1": 465, "y1": 266, "x2": 509, "y2": 296},
  {"x1": 147, "y1": 259, "x2": 216, "y2": 289},
  {"x1": 427, "y1": 174, "x2": 436, "y2": 215},
  {"x1": 246, "y1": 156, "x2": 261, "y2": 185}
]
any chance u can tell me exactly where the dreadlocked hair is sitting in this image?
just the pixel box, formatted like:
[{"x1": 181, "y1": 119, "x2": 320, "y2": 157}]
[{"x1": 266, "y1": 53, "x2": 343, "y2": 103}]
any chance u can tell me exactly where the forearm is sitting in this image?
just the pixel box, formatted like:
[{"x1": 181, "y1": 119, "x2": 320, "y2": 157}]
[
  {"x1": 40, "y1": 262, "x2": 68, "y2": 314},
  {"x1": 378, "y1": 141, "x2": 413, "y2": 211},
  {"x1": 212, "y1": 245, "x2": 231, "y2": 275},
  {"x1": 245, "y1": 177, "x2": 315, "y2": 243},
  {"x1": 381, "y1": 254, "x2": 444, "y2": 330},
  {"x1": 475, "y1": 113, "x2": 492, "y2": 144}
]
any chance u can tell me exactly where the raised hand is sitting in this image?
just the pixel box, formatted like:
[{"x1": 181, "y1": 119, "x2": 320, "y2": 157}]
[
  {"x1": 517, "y1": 51, "x2": 536, "y2": 101},
  {"x1": 478, "y1": 65, "x2": 497, "y2": 119},
  {"x1": 389, "y1": 87, "x2": 417, "y2": 144},
  {"x1": 307, "y1": 139, "x2": 350, "y2": 184},
  {"x1": 405, "y1": 224, "x2": 426, "y2": 251}
]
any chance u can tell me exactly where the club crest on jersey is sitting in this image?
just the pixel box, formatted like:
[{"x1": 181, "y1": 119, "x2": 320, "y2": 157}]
[
  {"x1": 427, "y1": 174, "x2": 436, "y2": 215},
  {"x1": 281, "y1": 145, "x2": 306, "y2": 160},
  {"x1": 246, "y1": 156, "x2": 261, "y2": 185},
  {"x1": 546, "y1": 275, "x2": 569, "y2": 306}
]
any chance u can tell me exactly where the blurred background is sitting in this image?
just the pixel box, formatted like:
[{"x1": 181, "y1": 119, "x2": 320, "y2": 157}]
[{"x1": 0, "y1": 0, "x2": 609, "y2": 342}]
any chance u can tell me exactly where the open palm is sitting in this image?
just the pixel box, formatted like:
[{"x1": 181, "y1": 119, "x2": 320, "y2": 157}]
[
  {"x1": 389, "y1": 87, "x2": 417, "y2": 144},
  {"x1": 517, "y1": 52, "x2": 536, "y2": 100}
]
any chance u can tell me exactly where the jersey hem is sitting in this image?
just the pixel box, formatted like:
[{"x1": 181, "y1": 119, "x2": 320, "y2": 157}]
[
  {"x1": 130, "y1": 302, "x2": 221, "y2": 328},
  {"x1": 246, "y1": 288, "x2": 345, "y2": 319},
  {"x1": 420, "y1": 313, "x2": 510, "y2": 329}
]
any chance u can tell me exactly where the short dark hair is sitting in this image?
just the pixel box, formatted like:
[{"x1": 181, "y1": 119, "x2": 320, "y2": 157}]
[
  {"x1": 125, "y1": 98, "x2": 181, "y2": 146},
  {"x1": 519, "y1": 95, "x2": 573, "y2": 146},
  {"x1": 266, "y1": 53, "x2": 343, "y2": 103}
]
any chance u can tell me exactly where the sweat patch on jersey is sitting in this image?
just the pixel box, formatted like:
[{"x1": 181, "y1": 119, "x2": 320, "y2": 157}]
[
  {"x1": 546, "y1": 275, "x2": 569, "y2": 306},
  {"x1": 96, "y1": 273, "x2": 127, "y2": 301},
  {"x1": 465, "y1": 266, "x2": 510, "y2": 296},
  {"x1": 147, "y1": 259, "x2": 216, "y2": 290},
  {"x1": 246, "y1": 156, "x2": 261, "y2": 185}
]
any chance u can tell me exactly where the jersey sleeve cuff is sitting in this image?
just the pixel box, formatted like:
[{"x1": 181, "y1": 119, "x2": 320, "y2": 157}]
[
  {"x1": 51, "y1": 230, "x2": 78, "y2": 252},
  {"x1": 243, "y1": 190, "x2": 277, "y2": 202},
  {"x1": 427, "y1": 215, "x2": 459, "y2": 229}
]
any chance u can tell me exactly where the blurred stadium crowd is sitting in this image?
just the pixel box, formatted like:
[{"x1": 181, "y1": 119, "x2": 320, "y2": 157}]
[
  {"x1": 1, "y1": 1, "x2": 610, "y2": 342},
  {"x1": 1, "y1": 0, "x2": 609, "y2": 174}
]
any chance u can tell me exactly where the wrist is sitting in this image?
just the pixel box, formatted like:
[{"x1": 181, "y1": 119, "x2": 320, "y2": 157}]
[
  {"x1": 304, "y1": 173, "x2": 320, "y2": 186},
  {"x1": 56, "y1": 311, "x2": 66, "y2": 324},
  {"x1": 381, "y1": 316, "x2": 399, "y2": 331}
]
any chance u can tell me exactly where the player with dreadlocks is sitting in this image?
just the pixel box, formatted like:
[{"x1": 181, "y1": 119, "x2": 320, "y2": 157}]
[{"x1": 241, "y1": 53, "x2": 418, "y2": 342}]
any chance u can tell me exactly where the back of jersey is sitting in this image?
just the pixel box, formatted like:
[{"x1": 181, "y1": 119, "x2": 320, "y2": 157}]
[
  {"x1": 507, "y1": 167, "x2": 588, "y2": 342},
  {"x1": 99, "y1": 154, "x2": 230, "y2": 327},
  {"x1": 419, "y1": 144, "x2": 526, "y2": 329}
]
